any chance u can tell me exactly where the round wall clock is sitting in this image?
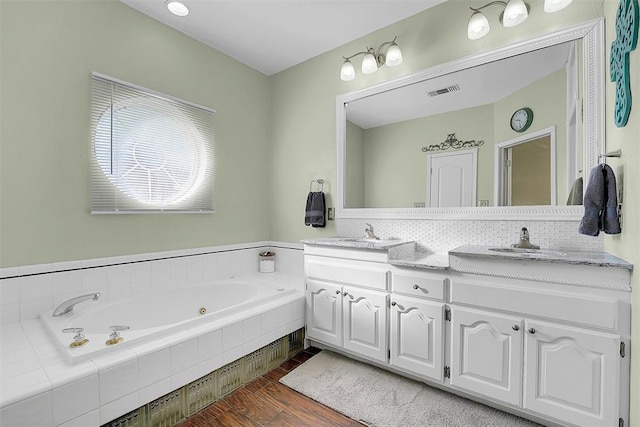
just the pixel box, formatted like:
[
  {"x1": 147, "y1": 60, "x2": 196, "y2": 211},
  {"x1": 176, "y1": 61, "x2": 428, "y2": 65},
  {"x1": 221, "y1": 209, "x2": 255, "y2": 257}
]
[{"x1": 510, "y1": 107, "x2": 533, "y2": 133}]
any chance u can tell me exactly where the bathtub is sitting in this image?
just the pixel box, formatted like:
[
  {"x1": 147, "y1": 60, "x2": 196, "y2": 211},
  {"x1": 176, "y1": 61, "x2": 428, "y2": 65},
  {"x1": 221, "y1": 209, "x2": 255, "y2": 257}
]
[{"x1": 39, "y1": 277, "x2": 300, "y2": 364}]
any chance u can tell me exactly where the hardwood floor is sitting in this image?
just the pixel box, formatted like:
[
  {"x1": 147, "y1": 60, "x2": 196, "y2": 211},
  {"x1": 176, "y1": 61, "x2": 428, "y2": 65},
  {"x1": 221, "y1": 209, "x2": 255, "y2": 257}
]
[{"x1": 178, "y1": 347, "x2": 365, "y2": 427}]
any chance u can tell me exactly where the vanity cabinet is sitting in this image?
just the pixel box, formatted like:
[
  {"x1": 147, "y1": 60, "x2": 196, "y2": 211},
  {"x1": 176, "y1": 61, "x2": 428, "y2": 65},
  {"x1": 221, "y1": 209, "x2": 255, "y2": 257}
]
[
  {"x1": 450, "y1": 306, "x2": 523, "y2": 406},
  {"x1": 305, "y1": 253, "x2": 389, "y2": 363}
]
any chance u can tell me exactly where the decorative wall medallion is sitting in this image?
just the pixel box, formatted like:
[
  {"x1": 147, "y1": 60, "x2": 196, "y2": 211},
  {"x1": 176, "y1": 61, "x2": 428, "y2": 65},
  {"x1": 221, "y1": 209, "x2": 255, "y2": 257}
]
[{"x1": 610, "y1": 0, "x2": 639, "y2": 127}]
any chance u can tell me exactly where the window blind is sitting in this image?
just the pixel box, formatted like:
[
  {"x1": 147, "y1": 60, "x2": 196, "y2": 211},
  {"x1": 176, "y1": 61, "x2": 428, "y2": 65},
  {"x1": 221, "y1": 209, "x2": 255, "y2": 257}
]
[{"x1": 90, "y1": 72, "x2": 215, "y2": 213}]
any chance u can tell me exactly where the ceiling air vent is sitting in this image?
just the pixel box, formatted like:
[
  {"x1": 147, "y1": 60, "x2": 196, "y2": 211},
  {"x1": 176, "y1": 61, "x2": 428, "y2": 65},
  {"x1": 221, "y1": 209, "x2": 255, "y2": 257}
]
[{"x1": 428, "y1": 84, "x2": 460, "y2": 97}]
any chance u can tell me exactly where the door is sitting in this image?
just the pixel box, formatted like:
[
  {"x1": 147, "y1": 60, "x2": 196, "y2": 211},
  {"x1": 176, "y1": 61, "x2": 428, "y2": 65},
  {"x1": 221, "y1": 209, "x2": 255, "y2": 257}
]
[
  {"x1": 450, "y1": 307, "x2": 524, "y2": 406},
  {"x1": 427, "y1": 148, "x2": 477, "y2": 207},
  {"x1": 306, "y1": 280, "x2": 342, "y2": 347},
  {"x1": 524, "y1": 320, "x2": 620, "y2": 426},
  {"x1": 342, "y1": 286, "x2": 388, "y2": 362},
  {"x1": 389, "y1": 295, "x2": 444, "y2": 381}
]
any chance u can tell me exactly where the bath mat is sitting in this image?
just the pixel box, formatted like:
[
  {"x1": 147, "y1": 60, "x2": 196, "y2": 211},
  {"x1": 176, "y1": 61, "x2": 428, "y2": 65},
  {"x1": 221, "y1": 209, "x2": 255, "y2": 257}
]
[{"x1": 280, "y1": 350, "x2": 540, "y2": 427}]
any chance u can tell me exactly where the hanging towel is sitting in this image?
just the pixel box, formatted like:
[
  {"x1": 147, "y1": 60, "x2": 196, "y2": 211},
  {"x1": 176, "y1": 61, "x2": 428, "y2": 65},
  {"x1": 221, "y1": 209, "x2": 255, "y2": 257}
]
[
  {"x1": 601, "y1": 164, "x2": 621, "y2": 234},
  {"x1": 578, "y1": 164, "x2": 621, "y2": 236},
  {"x1": 579, "y1": 166, "x2": 605, "y2": 236},
  {"x1": 305, "y1": 191, "x2": 326, "y2": 228},
  {"x1": 566, "y1": 176, "x2": 583, "y2": 205}
]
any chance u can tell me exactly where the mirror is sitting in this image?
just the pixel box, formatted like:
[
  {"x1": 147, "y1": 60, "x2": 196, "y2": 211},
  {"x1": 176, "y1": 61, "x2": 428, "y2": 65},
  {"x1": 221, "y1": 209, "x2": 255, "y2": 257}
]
[{"x1": 336, "y1": 19, "x2": 604, "y2": 220}]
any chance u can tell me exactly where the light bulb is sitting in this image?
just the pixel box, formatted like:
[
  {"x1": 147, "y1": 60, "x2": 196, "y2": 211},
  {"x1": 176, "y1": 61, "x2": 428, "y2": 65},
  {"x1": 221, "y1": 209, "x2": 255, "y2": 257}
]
[
  {"x1": 385, "y1": 43, "x2": 403, "y2": 67},
  {"x1": 340, "y1": 60, "x2": 355, "y2": 81},
  {"x1": 544, "y1": 0, "x2": 573, "y2": 13},
  {"x1": 503, "y1": 0, "x2": 528, "y2": 27},
  {"x1": 166, "y1": 0, "x2": 189, "y2": 16},
  {"x1": 362, "y1": 52, "x2": 378, "y2": 75},
  {"x1": 468, "y1": 11, "x2": 490, "y2": 40}
]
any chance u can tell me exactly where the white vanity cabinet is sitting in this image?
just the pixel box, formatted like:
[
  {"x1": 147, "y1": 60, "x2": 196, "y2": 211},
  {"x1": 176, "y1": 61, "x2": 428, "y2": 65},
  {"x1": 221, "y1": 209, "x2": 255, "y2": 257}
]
[
  {"x1": 389, "y1": 269, "x2": 447, "y2": 382},
  {"x1": 304, "y1": 251, "x2": 390, "y2": 363}
]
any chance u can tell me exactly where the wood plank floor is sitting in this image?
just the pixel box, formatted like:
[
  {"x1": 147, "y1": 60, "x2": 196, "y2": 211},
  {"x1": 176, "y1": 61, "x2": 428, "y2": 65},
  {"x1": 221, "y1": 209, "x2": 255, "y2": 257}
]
[{"x1": 178, "y1": 347, "x2": 365, "y2": 427}]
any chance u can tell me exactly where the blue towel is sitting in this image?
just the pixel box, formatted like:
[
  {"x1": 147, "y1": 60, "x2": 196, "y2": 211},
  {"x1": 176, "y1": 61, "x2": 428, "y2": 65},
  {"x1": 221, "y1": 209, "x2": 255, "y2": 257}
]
[{"x1": 578, "y1": 164, "x2": 621, "y2": 236}]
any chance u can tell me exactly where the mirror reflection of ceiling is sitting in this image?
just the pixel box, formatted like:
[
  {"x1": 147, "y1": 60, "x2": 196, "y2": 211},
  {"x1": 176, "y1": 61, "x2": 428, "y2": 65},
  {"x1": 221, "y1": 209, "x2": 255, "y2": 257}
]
[{"x1": 346, "y1": 42, "x2": 573, "y2": 129}]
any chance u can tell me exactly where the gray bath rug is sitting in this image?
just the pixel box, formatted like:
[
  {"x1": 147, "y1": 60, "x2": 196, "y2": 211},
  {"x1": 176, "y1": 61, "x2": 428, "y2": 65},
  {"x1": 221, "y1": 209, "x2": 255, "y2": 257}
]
[{"x1": 280, "y1": 350, "x2": 540, "y2": 427}]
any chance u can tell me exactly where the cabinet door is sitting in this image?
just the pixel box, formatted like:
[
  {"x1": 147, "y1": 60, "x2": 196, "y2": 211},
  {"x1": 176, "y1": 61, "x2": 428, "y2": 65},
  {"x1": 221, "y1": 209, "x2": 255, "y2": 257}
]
[
  {"x1": 306, "y1": 280, "x2": 342, "y2": 347},
  {"x1": 451, "y1": 306, "x2": 523, "y2": 406},
  {"x1": 389, "y1": 295, "x2": 444, "y2": 381},
  {"x1": 524, "y1": 320, "x2": 620, "y2": 427},
  {"x1": 342, "y1": 286, "x2": 388, "y2": 362}
]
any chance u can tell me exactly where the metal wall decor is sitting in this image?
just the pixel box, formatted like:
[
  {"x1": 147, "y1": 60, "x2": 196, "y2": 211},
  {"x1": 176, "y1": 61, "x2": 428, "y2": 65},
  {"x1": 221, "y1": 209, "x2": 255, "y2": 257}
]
[
  {"x1": 421, "y1": 133, "x2": 485, "y2": 152},
  {"x1": 610, "y1": 0, "x2": 638, "y2": 127}
]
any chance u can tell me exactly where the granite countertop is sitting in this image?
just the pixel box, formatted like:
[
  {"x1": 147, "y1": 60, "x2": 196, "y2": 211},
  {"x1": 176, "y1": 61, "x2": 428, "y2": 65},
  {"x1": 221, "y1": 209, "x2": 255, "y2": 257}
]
[
  {"x1": 302, "y1": 237, "x2": 413, "y2": 251},
  {"x1": 388, "y1": 251, "x2": 450, "y2": 270},
  {"x1": 449, "y1": 245, "x2": 634, "y2": 270}
]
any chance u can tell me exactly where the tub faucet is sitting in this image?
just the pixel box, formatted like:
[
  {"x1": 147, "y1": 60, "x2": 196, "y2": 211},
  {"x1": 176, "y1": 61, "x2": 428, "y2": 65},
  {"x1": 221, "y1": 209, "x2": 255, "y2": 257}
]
[
  {"x1": 511, "y1": 227, "x2": 540, "y2": 249},
  {"x1": 53, "y1": 292, "x2": 100, "y2": 317},
  {"x1": 365, "y1": 223, "x2": 379, "y2": 240}
]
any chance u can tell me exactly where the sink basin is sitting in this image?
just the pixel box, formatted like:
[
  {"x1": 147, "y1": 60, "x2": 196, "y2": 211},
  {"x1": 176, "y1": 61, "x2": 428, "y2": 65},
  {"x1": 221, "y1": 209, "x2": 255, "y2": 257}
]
[{"x1": 489, "y1": 247, "x2": 567, "y2": 257}]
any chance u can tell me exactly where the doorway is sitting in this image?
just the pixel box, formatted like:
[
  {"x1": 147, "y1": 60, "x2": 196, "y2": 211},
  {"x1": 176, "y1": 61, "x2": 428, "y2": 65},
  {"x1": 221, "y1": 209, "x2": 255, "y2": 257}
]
[{"x1": 427, "y1": 148, "x2": 478, "y2": 207}]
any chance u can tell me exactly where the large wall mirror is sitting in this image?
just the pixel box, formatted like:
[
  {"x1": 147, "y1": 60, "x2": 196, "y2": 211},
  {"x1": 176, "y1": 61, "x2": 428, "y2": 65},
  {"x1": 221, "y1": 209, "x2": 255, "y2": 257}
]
[{"x1": 336, "y1": 19, "x2": 604, "y2": 220}]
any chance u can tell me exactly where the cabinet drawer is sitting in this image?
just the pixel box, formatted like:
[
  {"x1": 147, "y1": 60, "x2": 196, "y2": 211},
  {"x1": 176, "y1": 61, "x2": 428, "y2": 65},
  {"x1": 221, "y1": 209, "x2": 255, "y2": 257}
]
[
  {"x1": 450, "y1": 279, "x2": 619, "y2": 331},
  {"x1": 391, "y1": 271, "x2": 446, "y2": 301},
  {"x1": 305, "y1": 256, "x2": 388, "y2": 291}
]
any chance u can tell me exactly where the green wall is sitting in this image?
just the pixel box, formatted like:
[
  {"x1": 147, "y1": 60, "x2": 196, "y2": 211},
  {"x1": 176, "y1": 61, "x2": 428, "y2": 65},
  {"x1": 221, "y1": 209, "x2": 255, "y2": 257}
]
[{"x1": 0, "y1": 0, "x2": 271, "y2": 267}]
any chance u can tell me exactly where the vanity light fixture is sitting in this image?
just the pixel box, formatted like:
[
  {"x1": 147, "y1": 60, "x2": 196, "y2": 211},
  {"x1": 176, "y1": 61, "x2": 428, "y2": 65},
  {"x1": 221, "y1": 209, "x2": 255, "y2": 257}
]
[
  {"x1": 467, "y1": 0, "x2": 529, "y2": 40},
  {"x1": 544, "y1": 0, "x2": 573, "y2": 13},
  {"x1": 166, "y1": 0, "x2": 189, "y2": 17},
  {"x1": 340, "y1": 37, "x2": 403, "y2": 81}
]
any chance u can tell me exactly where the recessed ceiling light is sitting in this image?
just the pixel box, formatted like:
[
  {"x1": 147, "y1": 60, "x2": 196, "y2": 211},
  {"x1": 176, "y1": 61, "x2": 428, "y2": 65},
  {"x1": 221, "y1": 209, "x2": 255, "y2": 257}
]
[{"x1": 166, "y1": 0, "x2": 189, "y2": 17}]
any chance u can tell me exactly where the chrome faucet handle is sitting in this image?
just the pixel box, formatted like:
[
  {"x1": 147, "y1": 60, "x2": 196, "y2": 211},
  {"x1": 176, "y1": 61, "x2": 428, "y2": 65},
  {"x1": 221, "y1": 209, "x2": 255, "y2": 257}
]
[
  {"x1": 62, "y1": 327, "x2": 88, "y2": 347},
  {"x1": 108, "y1": 325, "x2": 130, "y2": 338}
]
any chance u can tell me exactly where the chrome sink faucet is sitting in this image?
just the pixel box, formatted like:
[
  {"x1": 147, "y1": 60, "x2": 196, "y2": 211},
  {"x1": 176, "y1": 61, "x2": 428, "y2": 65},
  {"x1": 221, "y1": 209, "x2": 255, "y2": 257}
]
[
  {"x1": 53, "y1": 292, "x2": 100, "y2": 317},
  {"x1": 512, "y1": 227, "x2": 540, "y2": 249},
  {"x1": 364, "y1": 223, "x2": 379, "y2": 240}
]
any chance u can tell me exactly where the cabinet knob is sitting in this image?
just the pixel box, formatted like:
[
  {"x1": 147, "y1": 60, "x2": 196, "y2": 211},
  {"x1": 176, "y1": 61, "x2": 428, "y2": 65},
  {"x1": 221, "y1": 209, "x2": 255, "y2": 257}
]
[
  {"x1": 335, "y1": 290, "x2": 341, "y2": 295},
  {"x1": 512, "y1": 325, "x2": 520, "y2": 331},
  {"x1": 413, "y1": 284, "x2": 420, "y2": 290},
  {"x1": 528, "y1": 328, "x2": 536, "y2": 334},
  {"x1": 391, "y1": 301, "x2": 397, "y2": 306}
]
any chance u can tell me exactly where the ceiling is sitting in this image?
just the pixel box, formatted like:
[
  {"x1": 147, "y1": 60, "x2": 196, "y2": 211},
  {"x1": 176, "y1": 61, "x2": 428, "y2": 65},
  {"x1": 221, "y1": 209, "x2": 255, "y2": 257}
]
[{"x1": 120, "y1": 0, "x2": 447, "y2": 76}]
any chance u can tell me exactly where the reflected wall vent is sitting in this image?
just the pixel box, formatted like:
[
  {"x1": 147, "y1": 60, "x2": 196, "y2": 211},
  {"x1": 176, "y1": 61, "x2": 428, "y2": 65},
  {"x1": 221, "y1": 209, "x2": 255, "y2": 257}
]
[{"x1": 428, "y1": 84, "x2": 460, "y2": 97}]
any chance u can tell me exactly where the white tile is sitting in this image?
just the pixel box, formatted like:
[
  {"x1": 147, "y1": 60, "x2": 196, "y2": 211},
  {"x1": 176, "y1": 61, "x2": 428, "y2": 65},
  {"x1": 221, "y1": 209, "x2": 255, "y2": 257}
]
[
  {"x1": 58, "y1": 409, "x2": 99, "y2": 427},
  {"x1": 52, "y1": 374, "x2": 99, "y2": 426},
  {"x1": 197, "y1": 329, "x2": 222, "y2": 362},
  {"x1": 80, "y1": 267, "x2": 108, "y2": 298},
  {"x1": 222, "y1": 322, "x2": 242, "y2": 351},
  {"x1": 0, "y1": 277, "x2": 21, "y2": 305},
  {"x1": 99, "y1": 391, "x2": 138, "y2": 425},
  {"x1": 275, "y1": 304, "x2": 292, "y2": 328},
  {"x1": 0, "y1": 391, "x2": 52, "y2": 427},
  {"x1": 151, "y1": 259, "x2": 171, "y2": 290},
  {"x1": 242, "y1": 315, "x2": 262, "y2": 343},
  {"x1": 0, "y1": 267, "x2": 20, "y2": 280},
  {"x1": 51, "y1": 270, "x2": 82, "y2": 299},
  {"x1": 170, "y1": 365, "x2": 199, "y2": 390},
  {"x1": 43, "y1": 360, "x2": 99, "y2": 388},
  {"x1": 138, "y1": 378, "x2": 171, "y2": 406},
  {"x1": 201, "y1": 253, "x2": 219, "y2": 281},
  {"x1": 169, "y1": 257, "x2": 188, "y2": 288},
  {"x1": 198, "y1": 354, "x2": 222, "y2": 378},
  {"x1": 170, "y1": 338, "x2": 198, "y2": 374},
  {"x1": 129, "y1": 261, "x2": 152, "y2": 285},
  {"x1": 1, "y1": 356, "x2": 42, "y2": 379},
  {"x1": 1, "y1": 303, "x2": 19, "y2": 324},
  {"x1": 220, "y1": 345, "x2": 244, "y2": 366},
  {"x1": 187, "y1": 255, "x2": 204, "y2": 285},
  {"x1": 20, "y1": 297, "x2": 52, "y2": 322},
  {"x1": 261, "y1": 308, "x2": 278, "y2": 334},
  {"x1": 138, "y1": 348, "x2": 170, "y2": 388},
  {"x1": 0, "y1": 368, "x2": 50, "y2": 408},
  {"x1": 99, "y1": 359, "x2": 138, "y2": 405},
  {"x1": 291, "y1": 299, "x2": 305, "y2": 321},
  {"x1": 20, "y1": 274, "x2": 52, "y2": 301}
]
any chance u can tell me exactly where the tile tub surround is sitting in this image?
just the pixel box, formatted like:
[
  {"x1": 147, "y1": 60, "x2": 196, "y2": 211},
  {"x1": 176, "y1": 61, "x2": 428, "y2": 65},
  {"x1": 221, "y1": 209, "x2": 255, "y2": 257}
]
[{"x1": 0, "y1": 243, "x2": 304, "y2": 426}]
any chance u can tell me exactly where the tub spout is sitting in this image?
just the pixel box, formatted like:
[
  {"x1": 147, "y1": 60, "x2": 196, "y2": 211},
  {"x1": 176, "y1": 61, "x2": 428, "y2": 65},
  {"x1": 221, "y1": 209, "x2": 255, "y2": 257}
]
[{"x1": 53, "y1": 292, "x2": 100, "y2": 317}]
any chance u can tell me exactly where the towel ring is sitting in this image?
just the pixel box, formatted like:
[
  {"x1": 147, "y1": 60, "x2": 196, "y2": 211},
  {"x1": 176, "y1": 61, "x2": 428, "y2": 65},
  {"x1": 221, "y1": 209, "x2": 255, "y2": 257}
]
[{"x1": 309, "y1": 179, "x2": 324, "y2": 192}]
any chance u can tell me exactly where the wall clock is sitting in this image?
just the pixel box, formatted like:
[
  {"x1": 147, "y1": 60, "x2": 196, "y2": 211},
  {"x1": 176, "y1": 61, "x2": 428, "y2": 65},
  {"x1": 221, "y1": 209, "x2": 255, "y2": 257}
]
[{"x1": 510, "y1": 107, "x2": 533, "y2": 132}]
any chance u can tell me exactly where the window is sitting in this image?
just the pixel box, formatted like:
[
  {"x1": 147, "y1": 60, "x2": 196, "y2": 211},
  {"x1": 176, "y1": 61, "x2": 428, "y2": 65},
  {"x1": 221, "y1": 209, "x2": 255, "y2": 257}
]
[{"x1": 90, "y1": 72, "x2": 215, "y2": 213}]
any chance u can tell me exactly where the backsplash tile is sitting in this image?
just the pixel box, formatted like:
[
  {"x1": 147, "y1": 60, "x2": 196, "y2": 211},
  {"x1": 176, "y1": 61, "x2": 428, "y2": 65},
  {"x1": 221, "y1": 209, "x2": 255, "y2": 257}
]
[{"x1": 337, "y1": 219, "x2": 604, "y2": 253}]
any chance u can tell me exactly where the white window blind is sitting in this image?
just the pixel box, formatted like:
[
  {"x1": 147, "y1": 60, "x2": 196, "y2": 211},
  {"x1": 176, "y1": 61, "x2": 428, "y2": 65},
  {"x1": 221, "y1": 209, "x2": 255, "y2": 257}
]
[{"x1": 90, "y1": 72, "x2": 215, "y2": 213}]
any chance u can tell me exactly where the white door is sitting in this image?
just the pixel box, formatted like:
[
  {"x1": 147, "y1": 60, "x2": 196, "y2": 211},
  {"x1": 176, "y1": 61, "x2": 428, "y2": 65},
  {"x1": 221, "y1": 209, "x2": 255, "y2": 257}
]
[
  {"x1": 342, "y1": 286, "x2": 388, "y2": 362},
  {"x1": 524, "y1": 320, "x2": 620, "y2": 426},
  {"x1": 451, "y1": 307, "x2": 524, "y2": 406},
  {"x1": 306, "y1": 280, "x2": 342, "y2": 347},
  {"x1": 389, "y1": 295, "x2": 444, "y2": 381},
  {"x1": 427, "y1": 149, "x2": 477, "y2": 207}
]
